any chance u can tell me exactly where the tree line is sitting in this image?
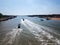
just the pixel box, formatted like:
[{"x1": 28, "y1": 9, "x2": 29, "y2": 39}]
[{"x1": 0, "y1": 13, "x2": 3, "y2": 18}]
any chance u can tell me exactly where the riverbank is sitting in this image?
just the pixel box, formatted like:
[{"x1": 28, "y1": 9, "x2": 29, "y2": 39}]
[
  {"x1": 28, "y1": 14, "x2": 60, "y2": 20},
  {"x1": 0, "y1": 15, "x2": 17, "y2": 22},
  {"x1": 49, "y1": 17, "x2": 60, "y2": 20}
]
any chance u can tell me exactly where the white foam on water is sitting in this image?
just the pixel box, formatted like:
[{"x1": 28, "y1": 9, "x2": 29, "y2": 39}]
[
  {"x1": 21, "y1": 19, "x2": 60, "y2": 45},
  {"x1": 1, "y1": 28, "x2": 23, "y2": 45}
]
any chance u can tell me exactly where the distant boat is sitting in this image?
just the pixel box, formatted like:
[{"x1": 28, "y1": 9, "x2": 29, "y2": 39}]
[
  {"x1": 41, "y1": 19, "x2": 44, "y2": 21},
  {"x1": 46, "y1": 17, "x2": 50, "y2": 20}
]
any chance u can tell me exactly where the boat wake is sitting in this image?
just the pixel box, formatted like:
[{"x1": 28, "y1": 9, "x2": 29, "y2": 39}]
[
  {"x1": 1, "y1": 29, "x2": 23, "y2": 45},
  {"x1": 21, "y1": 19, "x2": 60, "y2": 45}
]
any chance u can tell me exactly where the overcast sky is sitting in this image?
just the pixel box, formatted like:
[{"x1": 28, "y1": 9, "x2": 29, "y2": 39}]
[{"x1": 0, "y1": 0, "x2": 60, "y2": 15}]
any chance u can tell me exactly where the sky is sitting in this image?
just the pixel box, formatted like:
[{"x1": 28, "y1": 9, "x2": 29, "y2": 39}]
[{"x1": 0, "y1": 0, "x2": 60, "y2": 15}]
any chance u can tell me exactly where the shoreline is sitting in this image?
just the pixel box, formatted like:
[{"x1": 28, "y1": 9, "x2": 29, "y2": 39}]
[
  {"x1": 0, "y1": 15, "x2": 60, "y2": 22},
  {"x1": 28, "y1": 15, "x2": 60, "y2": 20},
  {"x1": 49, "y1": 17, "x2": 60, "y2": 20},
  {"x1": 0, "y1": 15, "x2": 17, "y2": 22}
]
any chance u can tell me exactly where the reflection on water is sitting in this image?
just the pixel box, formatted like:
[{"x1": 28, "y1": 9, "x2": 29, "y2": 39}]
[{"x1": 0, "y1": 16, "x2": 60, "y2": 45}]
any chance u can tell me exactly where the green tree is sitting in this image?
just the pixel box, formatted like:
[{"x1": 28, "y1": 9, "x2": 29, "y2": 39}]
[{"x1": 0, "y1": 13, "x2": 3, "y2": 18}]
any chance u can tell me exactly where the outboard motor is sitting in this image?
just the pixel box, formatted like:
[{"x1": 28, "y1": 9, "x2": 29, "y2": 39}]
[{"x1": 18, "y1": 24, "x2": 20, "y2": 28}]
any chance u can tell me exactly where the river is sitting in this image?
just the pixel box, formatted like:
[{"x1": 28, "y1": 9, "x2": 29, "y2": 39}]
[{"x1": 0, "y1": 16, "x2": 60, "y2": 45}]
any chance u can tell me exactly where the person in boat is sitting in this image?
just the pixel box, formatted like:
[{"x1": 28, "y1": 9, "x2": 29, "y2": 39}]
[
  {"x1": 23, "y1": 19, "x2": 24, "y2": 21},
  {"x1": 18, "y1": 24, "x2": 20, "y2": 28}
]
